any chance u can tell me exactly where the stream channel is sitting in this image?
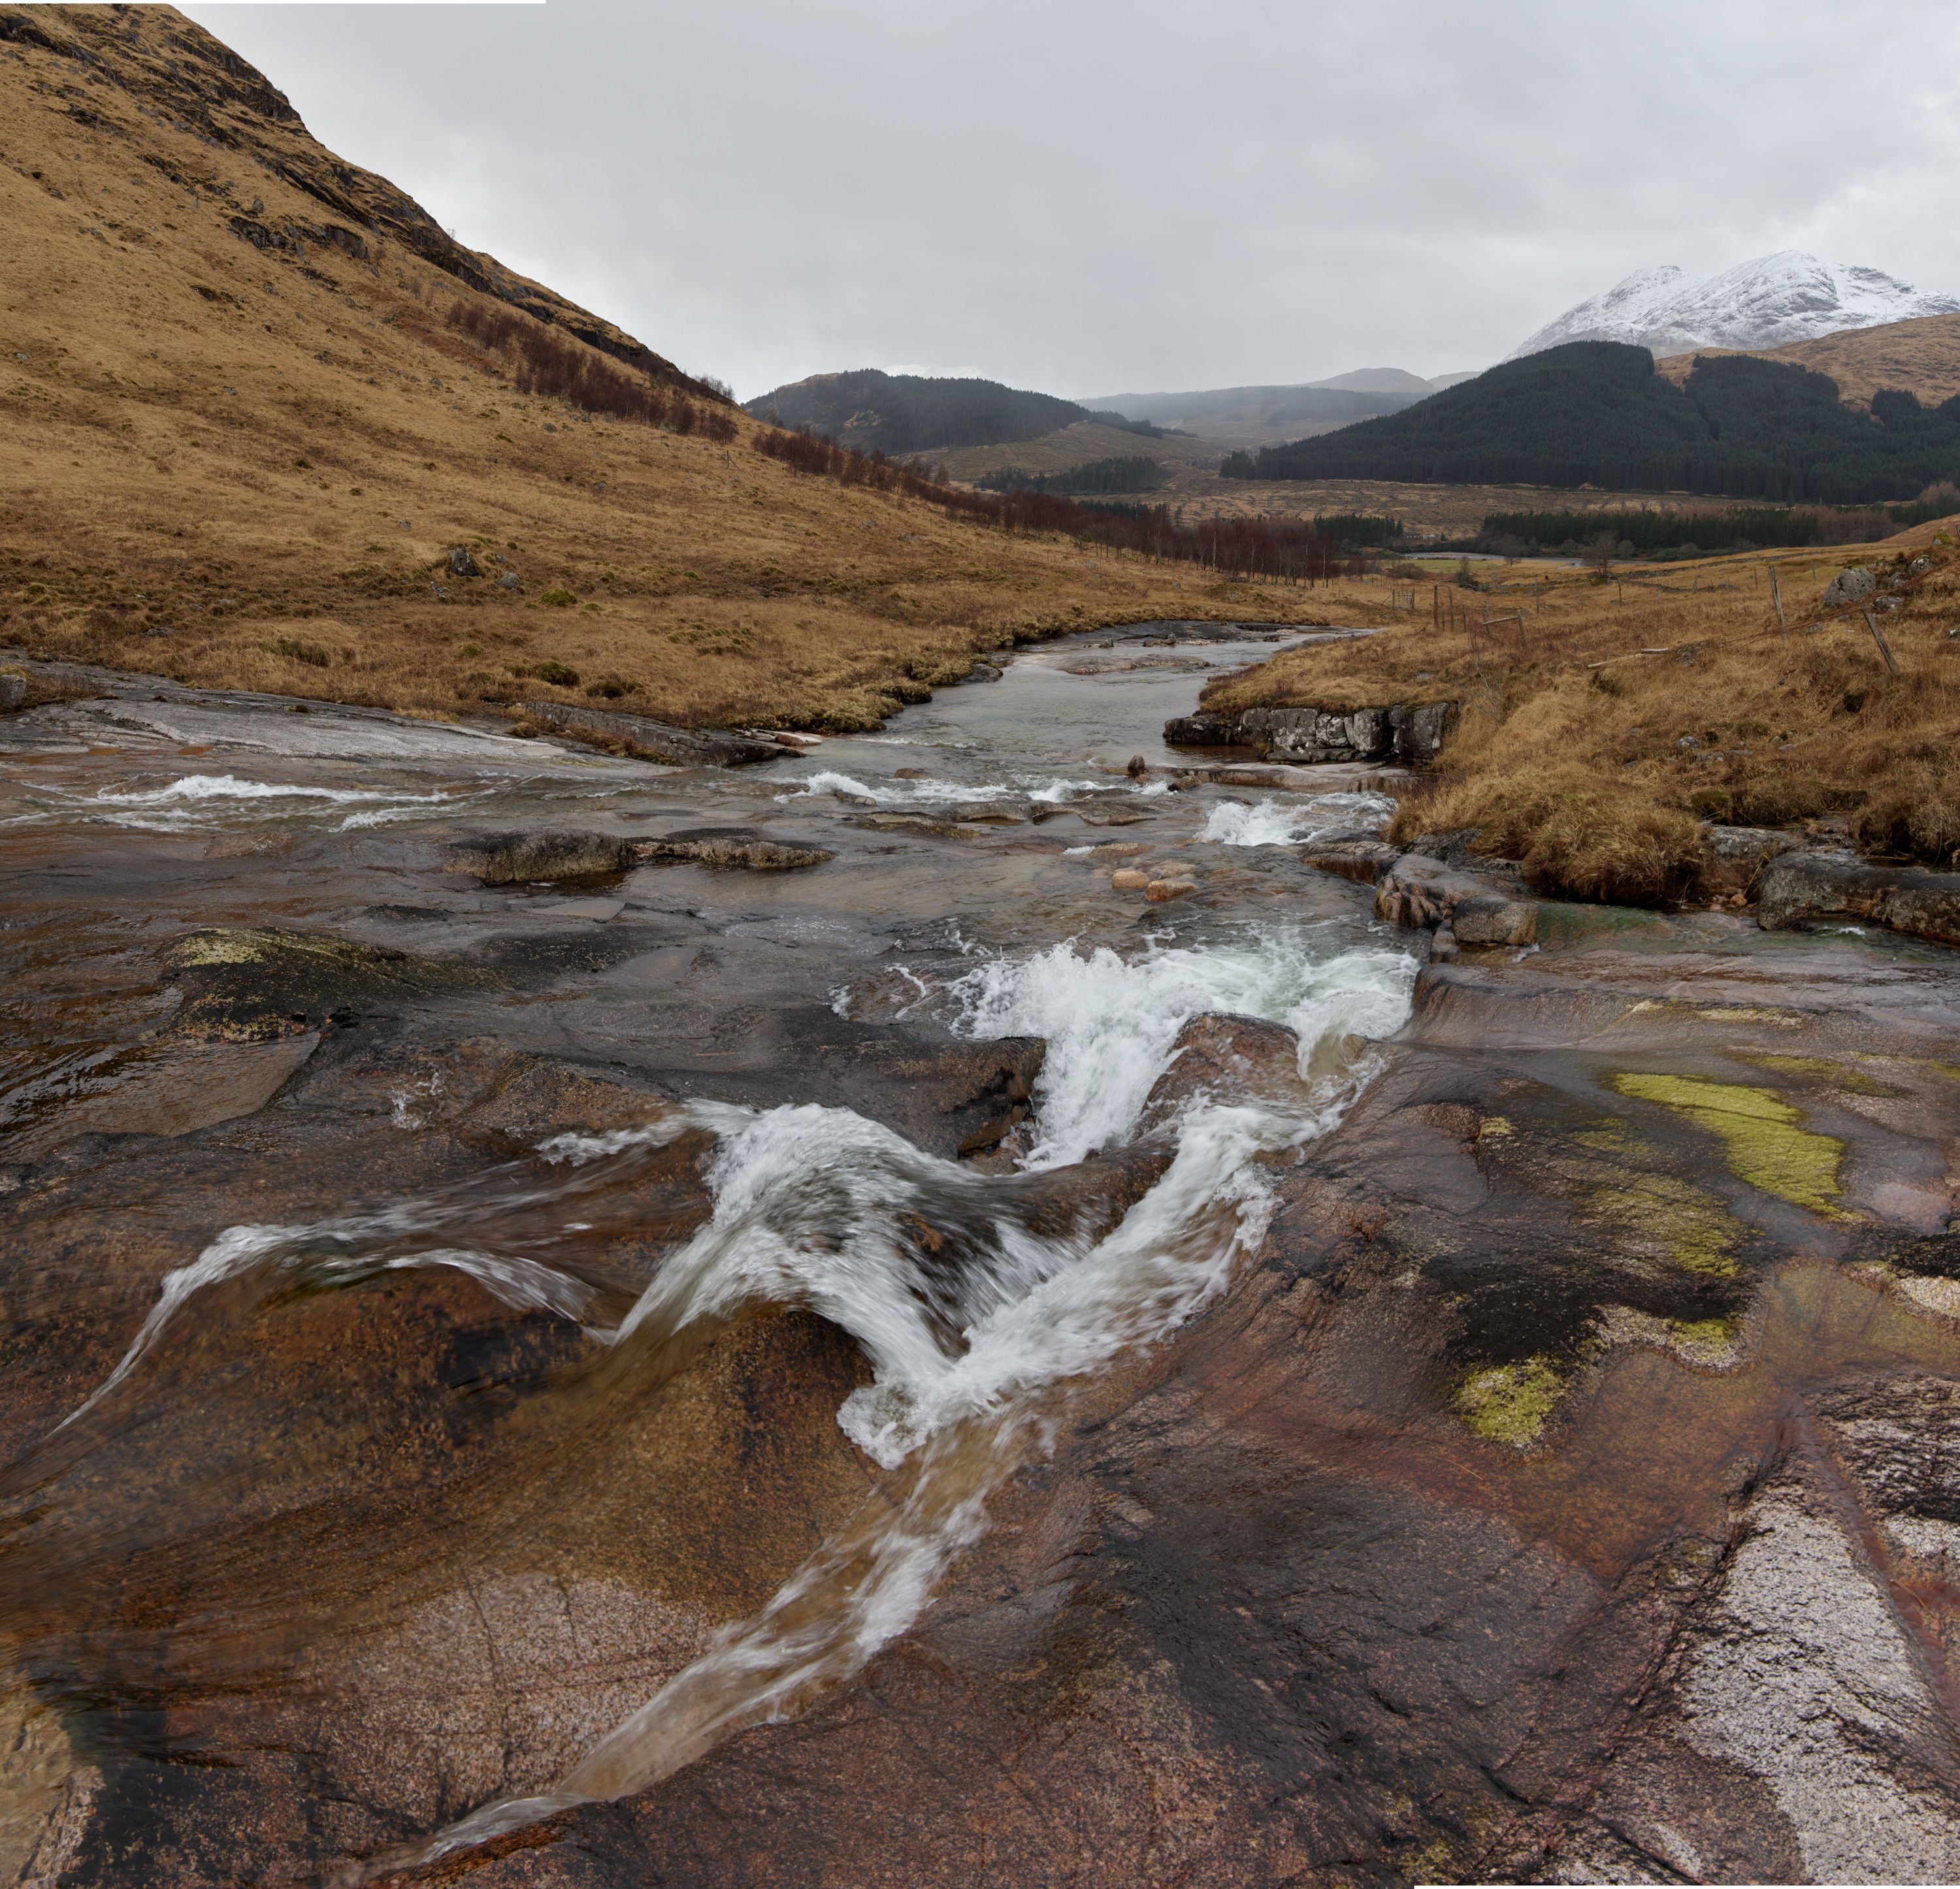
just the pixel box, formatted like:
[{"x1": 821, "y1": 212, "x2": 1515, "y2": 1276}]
[{"x1": 0, "y1": 621, "x2": 1423, "y2": 1881}]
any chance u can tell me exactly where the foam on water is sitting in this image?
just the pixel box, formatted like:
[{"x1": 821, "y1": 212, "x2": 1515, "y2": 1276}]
[
  {"x1": 945, "y1": 927, "x2": 1418, "y2": 1169},
  {"x1": 1200, "y1": 791, "x2": 1395, "y2": 847},
  {"x1": 57, "y1": 771, "x2": 465, "y2": 832},
  {"x1": 778, "y1": 768, "x2": 1150, "y2": 809}
]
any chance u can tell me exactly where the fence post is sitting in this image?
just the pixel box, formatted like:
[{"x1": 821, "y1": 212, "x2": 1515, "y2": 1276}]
[
  {"x1": 1863, "y1": 609, "x2": 1901, "y2": 675},
  {"x1": 1770, "y1": 564, "x2": 1787, "y2": 632}
]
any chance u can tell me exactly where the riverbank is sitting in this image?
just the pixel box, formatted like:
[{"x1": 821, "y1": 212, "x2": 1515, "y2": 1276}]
[{"x1": 1183, "y1": 530, "x2": 1960, "y2": 905}]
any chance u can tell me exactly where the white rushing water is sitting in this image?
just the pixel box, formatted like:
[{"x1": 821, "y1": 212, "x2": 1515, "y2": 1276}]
[
  {"x1": 58, "y1": 920, "x2": 1415, "y2": 1881},
  {"x1": 777, "y1": 767, "x2": 1166, "y2": 809},
  {"x1": 1199, "y1": 790, "x2": 1394, "y2": 848},
  {"x1": 52, "y1": 772, "x2": 470, "y2": 832}
]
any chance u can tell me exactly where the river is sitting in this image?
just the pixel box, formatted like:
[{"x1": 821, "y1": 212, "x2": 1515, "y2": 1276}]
[{"x1": 0, "y1": 621, "x2": 1422, "y2": 1882}]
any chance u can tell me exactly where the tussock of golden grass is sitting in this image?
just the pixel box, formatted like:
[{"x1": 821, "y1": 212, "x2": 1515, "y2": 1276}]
[
  {"x1": 0, "y1": 7, "x2": 1369, "y2": 737},
  {"x1": 1215, "y1": 536, "x2": 1960, "y2": 900}
]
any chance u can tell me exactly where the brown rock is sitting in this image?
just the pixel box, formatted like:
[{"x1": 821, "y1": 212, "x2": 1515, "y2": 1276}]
[
  {"x1": 1139, "y1": 1012, "x2": 1307, "y2": 1131},
  {"x1": 451, "y1": 830, "x2": 639, "y2": 885},
  {"x1": 1300, "y1": 838, "x2": 1401, "y2": 886},
  {"x1": 1145, "y1": 878, "x2": 1193, "y2": 901},
  {"x1": 1450, "y1": 894, "x2": 1539, "y2": 947},
  {"x1": 636, "y1": 828, "x2": 832, "y2": 871},
  {"x1": 1109, "y1": 867, "x2": 1149, "y2": 890}
]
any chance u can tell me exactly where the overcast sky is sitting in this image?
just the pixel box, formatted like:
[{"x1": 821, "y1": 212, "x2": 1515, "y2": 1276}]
[{"x1": 181, "y1": 1, "x2": 1960, "y2": 403}]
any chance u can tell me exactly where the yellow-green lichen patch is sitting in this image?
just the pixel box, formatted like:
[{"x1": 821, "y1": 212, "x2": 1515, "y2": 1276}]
[
  {"x1": 1670, "y1": 1316, "x2": 1740, "y2": 1364},
  {"x1": 1742, "y1": 1054, "x2": 1903, "y2": 1099},
  {"x1": 1609, "y1": 1072, "x2": 1845, "y2": 1218},
  {"x1": 1454, "y1": 1357, "x2": 1562, "y2": 1446},
  {"x1": 1590, "y1": 1172, "x2": 1740, "y2": 1276}
]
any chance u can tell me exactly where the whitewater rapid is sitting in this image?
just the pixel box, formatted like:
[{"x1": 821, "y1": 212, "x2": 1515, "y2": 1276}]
[{"x1": 48, "y1": 888, "x2": 1415, "y2": 1879}]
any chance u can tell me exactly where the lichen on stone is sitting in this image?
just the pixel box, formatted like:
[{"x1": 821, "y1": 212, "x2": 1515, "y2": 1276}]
[
  {"x1": 1609, "y1": 1072, "x2": 1845, "y2": 1218},
  {"x1": 1590, "y1": 1171, "x2": 1740, "y2": 1276},
  {"x1": 1454, "y1": 1357, "x2": 1562, "y2": 1445}
]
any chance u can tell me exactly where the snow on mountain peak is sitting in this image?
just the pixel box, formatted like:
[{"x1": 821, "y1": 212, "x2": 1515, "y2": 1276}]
[{"x1": 1506, "y1": 251, "x2": 1960, "y2": 361}]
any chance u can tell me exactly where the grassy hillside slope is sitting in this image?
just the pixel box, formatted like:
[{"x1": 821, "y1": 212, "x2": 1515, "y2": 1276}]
[
  {"x1": 0, "y1": 7, "x2": 1300, "y2": 733},
  {"x1": 1657, "y1": 312, "x2": 1960, "y2": 409}
]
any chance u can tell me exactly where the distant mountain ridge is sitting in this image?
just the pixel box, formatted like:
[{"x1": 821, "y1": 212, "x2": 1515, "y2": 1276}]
[
  {"x1": 742, "y1": 370, "x2": 1105, "y2": 457},
  {"x1": 1225, "y1": 340, "x2": 1960, "y2": 504},
  {"x1": 1509, "y1": 251, "x2": 1960, "y2": 361}
]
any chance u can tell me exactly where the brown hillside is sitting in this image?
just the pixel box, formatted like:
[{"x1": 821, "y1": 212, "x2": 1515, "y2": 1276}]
[
  {"x1": 1656, "y1": 312, "x2": 1960, "y2": 409},
  {"x1": 0, "y1": 7, "x2": 1313, "y2": 732}
]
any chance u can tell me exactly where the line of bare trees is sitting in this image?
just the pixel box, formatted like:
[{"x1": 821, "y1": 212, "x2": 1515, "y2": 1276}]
[
  {"x1": 447, "y1": 302, "x2": 737, "y2": 441},
  {"x1": 751, "y1": 426, "x2": 1347, "y2": 583}
]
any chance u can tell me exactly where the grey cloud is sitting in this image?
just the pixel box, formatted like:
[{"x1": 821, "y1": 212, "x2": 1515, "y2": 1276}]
[{"x1": 184, "y1": 0, "x2": 1960, "y2": 401}]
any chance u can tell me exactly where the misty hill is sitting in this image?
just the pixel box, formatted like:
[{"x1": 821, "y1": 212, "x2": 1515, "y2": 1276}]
[
  {"x1": 741, "y1": 370, "x2": 1110, "y2": 457},
  {"x1": 1225, "y1": 341, "x2": 1960, "y2": 504},
  {"x1": 1510, "y1": 252, "x2": 1960, "y2": 361},
  {"x1": 1081, "y1": 379, "x2": 1432, "y2": 451}
]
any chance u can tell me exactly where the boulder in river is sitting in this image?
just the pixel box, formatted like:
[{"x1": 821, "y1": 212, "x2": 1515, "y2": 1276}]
[
  {"x1": 0, "y1": 671, "x2": 25, "y2": 712},
  {"x1": 1299, "y1": 837, "x2": 1401, "y2": 886},
  {"x1": 1167, "y1": 700, "x2": 1458, "y2": 764},
  {"x1": 636, "y1": 828, "x2": 834, "y2": 871},
  {"x1": 450, "y1": 829, "x2": 638, "y2": 885},
  {"x1": 1373, "y1": 852, "x2": 1501, "y2": 929},
  {"x1": 1757, "y1": 848, "x2": 1960, "y2": 946},
  {"x1": 1139, "y1": 1012, "x2": 1307, "y2": 1131},
  {"x1": 523, "y1": 702, "x2": 789, "y2": 767}
]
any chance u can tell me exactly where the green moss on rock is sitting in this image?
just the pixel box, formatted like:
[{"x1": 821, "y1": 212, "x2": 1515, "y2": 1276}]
[{"x1": 1609, "y1": 1072, "x2": 1844, "y2": 1218}]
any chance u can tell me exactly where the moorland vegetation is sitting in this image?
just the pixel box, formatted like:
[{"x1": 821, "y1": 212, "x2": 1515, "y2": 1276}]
[{"x1": 1203, "y1": 526, "x2": 1960, "y2": 903}]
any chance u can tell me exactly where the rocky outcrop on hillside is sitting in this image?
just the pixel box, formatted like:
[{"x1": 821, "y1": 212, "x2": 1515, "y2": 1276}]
[{"x1": 1164, "y1": 698, "x2": 1457, "y2": 763}]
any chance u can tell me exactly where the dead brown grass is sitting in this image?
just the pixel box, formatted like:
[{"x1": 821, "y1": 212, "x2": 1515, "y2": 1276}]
[
  {"x1": 1206, "y1": 534, "x2": 1960, "y2": 900},
  {"x1": 0, "y1": 8, "x2": 1369, "y2": 735}
]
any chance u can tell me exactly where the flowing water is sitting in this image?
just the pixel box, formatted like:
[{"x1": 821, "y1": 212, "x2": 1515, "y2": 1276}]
[{"x1": 0, "y1": 622, "x2": 1420, "y2": 1877}]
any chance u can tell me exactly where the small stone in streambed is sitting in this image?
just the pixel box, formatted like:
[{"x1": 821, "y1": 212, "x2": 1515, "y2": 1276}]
[
  {"x1": 637, "y1": 828, "x2": 834, "y2": 871},
  {"x1": 1146, "y1": 879, "x2": 1194, "y2": 901},
  {"x1": 1077, "y1": 803, "x2": 1150, "y2": 827},
  {"x1": 892, "y1": 767, "x2": 934, "y2": 780},
  {"x1": 449, "y1": 830, "x2": 636, "y2": 886},
  {"x1": 1111, "y1": 868, "x2": 1150, "y2": 890},
  {"x1": 1126, "y1": 754, "x2": 1149, "y2": 777},
  {"x1": 1091, "y1": 841, "x2": 1145, "y2": 856}
]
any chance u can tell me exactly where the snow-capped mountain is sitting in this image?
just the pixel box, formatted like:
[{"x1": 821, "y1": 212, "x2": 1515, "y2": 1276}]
[{"x1": 1506, "y1": 251, "x2": 1960, "y2": 361}]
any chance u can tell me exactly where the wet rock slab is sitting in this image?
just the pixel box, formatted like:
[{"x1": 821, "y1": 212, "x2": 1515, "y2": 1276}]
[{"x1": 374, "y1": 935, "x2": 1960, "y2": 1889}]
